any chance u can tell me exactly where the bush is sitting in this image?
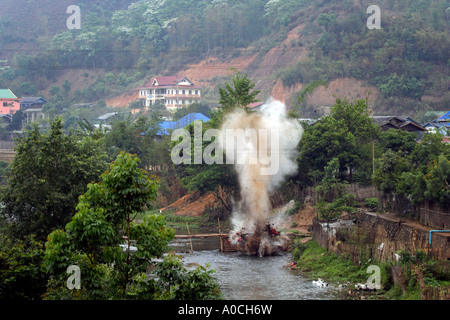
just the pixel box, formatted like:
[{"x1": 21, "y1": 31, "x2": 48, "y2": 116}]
[
  {"x1": 0, "y1": 236, "x2": 48, "y2": 299},
  {"x1": 365, "y1": 198, "x2": 378, "y2": 210},
  {"x1": 284, "y1": 201, "x2": 301, "y2": 216}
]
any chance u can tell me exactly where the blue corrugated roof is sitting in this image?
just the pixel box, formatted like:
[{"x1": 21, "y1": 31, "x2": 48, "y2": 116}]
[
  {"x1": 438, "y1": 111, "x2": 450, "y2": 121},
  {"x1": 142, "y1": 113, "x2": 210, "y2": 136}
]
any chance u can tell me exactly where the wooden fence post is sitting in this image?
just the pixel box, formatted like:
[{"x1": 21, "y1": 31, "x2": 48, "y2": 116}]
[
  {"x1": 186, "y1": 222, "x2": 193, "y2": 253},
  {"x1": 218, "y1": 218, "x2": 223, "y2": 252}
]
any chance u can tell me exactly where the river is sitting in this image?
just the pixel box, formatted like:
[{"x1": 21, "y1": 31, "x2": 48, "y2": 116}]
[{"x1": 169, "y1": 237, "x2": 341, "y2": 300}]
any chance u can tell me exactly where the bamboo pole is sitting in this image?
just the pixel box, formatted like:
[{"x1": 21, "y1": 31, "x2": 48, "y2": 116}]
[
  {"x1": 186, "y1": 222, "x2": 193, "y2": 253},
  {"x1": 218, "y1": 218, "x2": 224, "y2": 252}
]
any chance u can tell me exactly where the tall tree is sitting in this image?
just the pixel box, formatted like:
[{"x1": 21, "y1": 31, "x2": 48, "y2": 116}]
[
  {"x1": 44, "y1": 152, "x2": 220, "y2": 300},
  {"x1": 297, "y1": 98, "x2": 379, "y2": 185},
  {"x1": 218, "y1": 72, "x2": 260, "y2": 109},
  {"x1": 1, "y1": 118, "x2": 108, "y2": 241}
]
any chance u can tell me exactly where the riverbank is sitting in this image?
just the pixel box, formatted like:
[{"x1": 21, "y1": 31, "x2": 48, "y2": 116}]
[{"x1": 290, "y1": 238, "x2": 450, "y2": 300}]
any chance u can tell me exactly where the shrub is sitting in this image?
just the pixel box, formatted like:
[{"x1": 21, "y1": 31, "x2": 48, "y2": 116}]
[{"x1": 365, "y1": 198, "x2": 378, "y2": 210}]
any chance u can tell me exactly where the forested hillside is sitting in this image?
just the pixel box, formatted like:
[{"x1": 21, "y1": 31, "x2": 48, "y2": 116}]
[
  {"x1": 1, "y1": 1, "x2": 449, "y2": 301},
  {"x1": 0, "y1": 0, "x2": 449, "y2": 121}
]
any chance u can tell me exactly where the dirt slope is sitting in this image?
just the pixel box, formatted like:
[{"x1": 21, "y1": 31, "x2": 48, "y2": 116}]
[
  {"x1": 162, "y1": 191, "x2": 219, "y2": 217},
  {"x1": 307, "y1": 78, "x2": 379, "y2": 108},
  {"x1": 182, "y1": 54, "x2": 258, "y2": 88},
  {"x1": 106, "y1": 91, "x2": 138, "y2": 108}
]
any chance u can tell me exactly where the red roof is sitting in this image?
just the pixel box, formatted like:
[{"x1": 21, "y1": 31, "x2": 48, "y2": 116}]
[
  {"x1": 141, "y1": 75, "x2": 201, "y2": 88},
  {"x1": 146, "y1": 76, "x2": 180, "y2": 87}
]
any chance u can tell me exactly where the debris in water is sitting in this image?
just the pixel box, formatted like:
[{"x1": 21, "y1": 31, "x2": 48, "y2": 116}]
[{"x1": 313, "y1": 279, "x2": 329, "y2": 287}]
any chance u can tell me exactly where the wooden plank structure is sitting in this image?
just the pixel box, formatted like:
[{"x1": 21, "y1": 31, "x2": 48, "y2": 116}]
[
  {"x1": 174, "y1": 233, "x2": 231, "y2": 239},
  {"x1": 175, "y1": 220, "x2": 311, "y2": 253},
  {"x1": 174, "y1": 233, "x2": 236, "y2": 252}
]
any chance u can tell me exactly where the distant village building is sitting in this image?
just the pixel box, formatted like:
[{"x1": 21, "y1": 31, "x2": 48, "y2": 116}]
[
  {"x1": 372, "y1": 116, "x2": 426, "y2": 132},
  {"x1": 140, "y1": 112, "x2": 210, "y2": 137},
  {"x1": 436, "y1": 111, "x2": 450, "y2": 127},
  {"x1": 422, "y1": 120, "x2": 448, "y2": 136},
  {"x1": 20, "y1": 97, "x2": 47, "y2": 124},
  {"x1": 372, "y1": 116, "x2": 426, "y2": 140},
  {"x1": 93, "y1": 112, "x2": 128, "y2": 129},
  {"x1": 0, "y1": 89, "x2": 20, "y2": 116},
  {"x1": 137, "y1": 76, "x2": 202, "y2": 111}
]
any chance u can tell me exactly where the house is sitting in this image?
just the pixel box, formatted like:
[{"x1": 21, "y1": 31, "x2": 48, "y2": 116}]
[
  {"x1": 372, "y1": 116, "x2": 426, "y2": 132},
  {"x1": 137, "y1": 76, "x2": 202, "y2": 111},
  {"x1": 93, "y1": 112, "x2": 129, "y2": 129},
  {"x1": 0, "y1": 89, "x2": 20, "y2": 116},
  {"x1": 20, "y1": 97, "x2": 48, "y2": 124},
  {"x1": 437, "y1": 111, "x2": 450, "y2": 127},
  {"x1": 422, "y1": 120, "x2": 448, "y2": 136},
  {"x1": 20, "y1": 97, "x2": 47, "y2": 110},
  {"x1": 372, "y1": 116, "x2": 426, "y2": 140},
  {"x1": 141, "y1": 112, "x2": 210, "y2": 136}
]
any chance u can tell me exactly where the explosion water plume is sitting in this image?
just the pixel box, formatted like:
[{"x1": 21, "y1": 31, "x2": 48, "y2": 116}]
[{"x1": 220, "y1": 98, "x2": 303, "y2": 256}]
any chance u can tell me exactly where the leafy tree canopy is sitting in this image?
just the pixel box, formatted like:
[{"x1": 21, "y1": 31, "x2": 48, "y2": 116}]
[
  {"x1": 218, "y1": 72, "x2": 260, "y2": 110},
  {"x1": 43, "y1": 152, "x2": 220, "y2": 300},
  {"x1": 1, "y1": 118, "x2": 108, "y2": 241}
]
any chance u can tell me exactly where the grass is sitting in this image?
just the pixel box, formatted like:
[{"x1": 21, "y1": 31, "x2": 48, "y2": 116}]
[
  {"x1": 292, "y1": 240, "x2": 369, "y2": 285},
  {"x1": 135, "y1": 209, "x2": 218, "y2": 233},
  {"x1": 291, "y1": 240, "x2": 449, "y2": 300}
]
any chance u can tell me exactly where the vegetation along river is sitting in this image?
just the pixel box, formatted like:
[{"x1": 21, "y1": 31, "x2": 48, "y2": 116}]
[{"x1": 169, "y1": 237, "x2": 340, "y2": 300}]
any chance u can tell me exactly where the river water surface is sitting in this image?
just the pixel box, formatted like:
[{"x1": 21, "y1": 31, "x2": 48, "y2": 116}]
[{"x1": 170, "y1": 237, "x2": 340, "y2": 300}]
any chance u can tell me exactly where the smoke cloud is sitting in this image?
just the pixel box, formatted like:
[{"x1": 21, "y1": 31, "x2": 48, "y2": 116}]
[{"x1": 220, "y1": 98, "x2": 303, "y2": 256}]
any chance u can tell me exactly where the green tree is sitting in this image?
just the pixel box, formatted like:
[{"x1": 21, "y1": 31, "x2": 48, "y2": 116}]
[
  {"x1": 173, "y1": 119, "x2": 238, "y2": 194},
  {"x1": 19, "y1": 82, "x2": 37, "y2": 96},
  {"x1": 8, "y1": 109, "x2": 24, "y2": 131},
  {"x1": 62, "y1": 80, "x2": 71, "y2": 96},
  {"x1": 316, "y1": 157, "x2": 344, "y2": 200},
  {"x1": 411, "y1": 132, "x2": 448, "y2": 168},
  {"x1": 378, "y1": 129, "x2": 417, "y2": 154},
  {"x1": 44, "y1": 153, "x2": 220, "y2": 300},
  {"x1": 149, "y1": 252, "x2": 222, "y2": 300},
  {"x1": 104, "y1": 115, "x2": 162, "y2": 169},
  {"x1": 315, "y1": 157, "x2": 357, "y2": 224},
  {"x1": 297, "y1": 98, "x2": 379, "y2": 185},
  {"x1": 218, "y1": 72, "x2": 260, "y2": 109},
  {"x1": 330, "y1": 98, "x2": 379, "y2": 144},
  {"x1": 0, "y1": 235, "x2": 47, "y2": 299},
  {"x1": 423, "y1": 154, "x2": 450, "y2": 207},
  {"x1": 1, "y1": 118, "x2": 108, "y2": 241},
  {"x1": 372, "y1": 149, "x2": 411, "y2": 195}
]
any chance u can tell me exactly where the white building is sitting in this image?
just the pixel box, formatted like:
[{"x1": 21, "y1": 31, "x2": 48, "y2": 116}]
[{"x1": 137, "y1": 75, "x2": 202, "y2": 111}]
